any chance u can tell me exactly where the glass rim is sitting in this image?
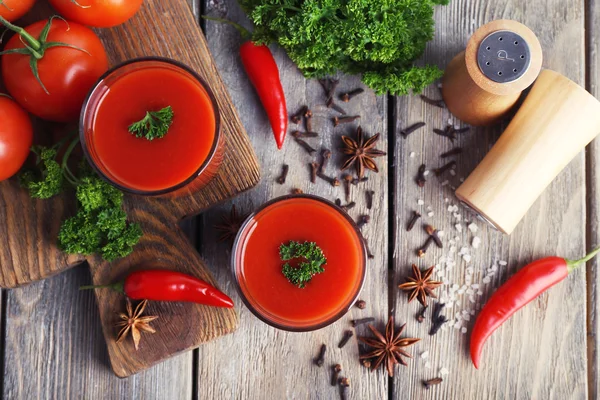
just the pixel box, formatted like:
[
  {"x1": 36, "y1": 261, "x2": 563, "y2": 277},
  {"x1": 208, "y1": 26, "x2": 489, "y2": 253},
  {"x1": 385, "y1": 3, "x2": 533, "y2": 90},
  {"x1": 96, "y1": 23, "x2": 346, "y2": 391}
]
[
  {"x1": 79, "y1": 56, "x2": 222, "y2": 196},
  {"x1": 231, "y1": 194, "x2": 368, "y2": 332}
]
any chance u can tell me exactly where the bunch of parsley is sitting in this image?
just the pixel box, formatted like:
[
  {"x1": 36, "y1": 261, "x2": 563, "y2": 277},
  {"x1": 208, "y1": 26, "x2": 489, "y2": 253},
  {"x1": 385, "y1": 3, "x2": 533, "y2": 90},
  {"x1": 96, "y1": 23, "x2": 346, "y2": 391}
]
[{"x1": 239, "y1": 0, "x2": 448, "y2": 95}]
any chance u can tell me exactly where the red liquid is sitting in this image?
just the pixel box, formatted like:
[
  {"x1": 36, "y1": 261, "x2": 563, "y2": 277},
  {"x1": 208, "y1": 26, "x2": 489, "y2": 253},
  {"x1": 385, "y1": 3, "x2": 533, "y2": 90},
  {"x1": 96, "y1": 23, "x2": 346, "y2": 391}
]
[
  {"x1": 86, "y1": 63, "x2": 217, "y2": 192},
  {"x1": 235, "y1": 197, "x2": 365, "y2": 329}
]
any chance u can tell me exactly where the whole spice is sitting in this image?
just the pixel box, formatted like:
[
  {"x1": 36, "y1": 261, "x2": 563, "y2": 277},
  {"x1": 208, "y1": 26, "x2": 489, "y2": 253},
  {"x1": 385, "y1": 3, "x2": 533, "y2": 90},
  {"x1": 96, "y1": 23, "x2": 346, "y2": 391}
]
[
  {"x1": 420, "y1": 94, "x2": 444, "y2": 108},
  {"x1": 305, "y1": 111, "x2": 313, "y2": 132},
  {"x1": 331, "y1": 364, "x2": 342, "y2": 386},
  {"x1": 400, "y1": 122, "x2": 426, "y2": 138},
  {"x1": 204, "y1": 17, "x2": 288, "y2": 149},
  {"x1": 115, "y1": 299, "x2": 157, "y2": 351},
  {"x1": 351, "y1": 177, "x2": 369, "y2": 185},
  {"x1": 292, "y1": 130, "x2": 318, "y2": 138},
  {"x1": 319, "y1": 148, "x2": 332, "y2": 174},
  {"x1": 310, "y1": 162, "x2": 318, "y2": 183},
  {"x1": 317, "y1": 172, "x2": 340, "y2": 187},
  {"x1": 417, "y1": 236, "x2": 434, "y2": 258},
  {"x1": 339, "y1": 377, "x2": 350, "y2": 400},
  {"x1": 355, "y1": 299, "x2": 367, "y2": 309},
  {"x1": 327, "y1": 97, "x2": 347, "y2": 115},
  {"x1": 276, "y1": 164, "x2": 289, "y2": 184},
  {"x1": 362, "y1": 235, "x2": 375, "y2": 259},
  {"x1": 314, "y1": 344, "x2": 327, "y2": 367},
  {"x1": 440, "y1": 147, "x2": 462, "y2": 158},
  {"x1": 406, "y1": 211, "x2": 421, "y2": 231},
  {"x1": 291, "y1": 188, "x2": 303, "y2": 194},
  {"x1": 416, "y1": 305, "x2": 428, "y2": 323},
  {"x1": 333, "y1": 115, "x2": 360, "y2": 126},
  {"x1": 425, "y1": 225, "x2": 443, "y2": 248},
  {"x1": 340, "y1": 201, "x2": 356, "y2": 211},
  {"x1": 366, "y1": 190, "x2": 374, "y2": 209},
  {"x1": 471, "y1": 247, "x2": 600, "y2": 369},
  {"x1": 318, "y1": 78, "x2": 339, "y2": 101},
  {"x1": 361, "y1": 359, "x2": 371, "y2": 368},
  {"x1": 343, "y1": 174, "x2": 353, "y2": 201},
  {"x1": 214, "y1": 204, "x2": 247, "y2": 242},
  {"x1": 295, "y1": 138, "x2": 317, "y2": 155},
  {"x1": 357, "y1": 215, "x2": 370, "y2": 229},
  {"x1": 429, "y1": 302, "x2": 448, "y2": 335},
  {"x1": 351, "y1": 317, "x2": 375, "y2": 327},
  {"x1": 398, "y1": 264, "x2": 442, "y2": 306},
  {"x1": 338, "y1": 330, "x2": 354, "y2": 348},
  {"x1": 358, "y1": 316, "x2": 420, "y2": 377},
  {"x1": 290, "y1": 105, "x2": 308, "y2": 124},
  {"x1": 81, "y1": 270, "x2": 235, "y2": 308},
  {"x1": 433, "y1": 125, "x2": 470, "y2": 142},
  {"x1": 416, "y1": 164, "x2": 427, "y2": 187},
  {"x1": 423, "y1": 377, "x2": 443, "y2": 389},
  {"x1": 340, "y1": 88, "x2": 365, "y2": 102},
  {"x1": 341, "y1": 127, "x2": 386, "y2": 178},
  {"x1": 434, "y1": 161, "x2": 456, "y2": 177}
]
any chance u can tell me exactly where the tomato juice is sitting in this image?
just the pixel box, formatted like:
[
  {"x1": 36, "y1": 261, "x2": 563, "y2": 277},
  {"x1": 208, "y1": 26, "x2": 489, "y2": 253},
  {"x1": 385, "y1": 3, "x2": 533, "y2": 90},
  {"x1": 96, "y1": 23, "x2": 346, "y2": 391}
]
[
  {"x1": 233, "y1": 195, "x2": 366, "y2": 331},
  {"x1": 81, "y1": 58, "x2": 221, "y2": 195}
]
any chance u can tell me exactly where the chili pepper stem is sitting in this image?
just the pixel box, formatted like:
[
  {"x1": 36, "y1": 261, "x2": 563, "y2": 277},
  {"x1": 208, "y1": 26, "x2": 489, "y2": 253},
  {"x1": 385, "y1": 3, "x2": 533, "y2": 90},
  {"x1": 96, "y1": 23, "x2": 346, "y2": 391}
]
[
  {"x1": 201, "y1": 16, "x2": 252, "y2": 40},
  {"x1": 566, "y1": 245, "x2": 600, "y2": 273},
  {"x1": 80, "y1": 281, "x2": 125, "y2": 293},
  {"x1": 0, "y1": 16, "x2": 42, "y2": 51}
]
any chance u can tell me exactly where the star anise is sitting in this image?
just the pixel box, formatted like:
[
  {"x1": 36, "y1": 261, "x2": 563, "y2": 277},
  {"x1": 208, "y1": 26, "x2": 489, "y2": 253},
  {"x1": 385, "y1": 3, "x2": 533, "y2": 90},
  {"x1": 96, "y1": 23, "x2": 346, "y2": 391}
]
[
  {"x1": 214, "y1": 204, "x2": 247, "y2": 242},
  {"x1": 341, "y1": 126, "x2": 386, "y2": 178},
  {"x1": 398, "y1": 264, "x2": 443, "y2": 307},
  {"x1": 358, "y1": 316, "x2": 420, "y2": 377},
  {"x1": 116, "y1": 299, "x2": 157, "y2": 350}
]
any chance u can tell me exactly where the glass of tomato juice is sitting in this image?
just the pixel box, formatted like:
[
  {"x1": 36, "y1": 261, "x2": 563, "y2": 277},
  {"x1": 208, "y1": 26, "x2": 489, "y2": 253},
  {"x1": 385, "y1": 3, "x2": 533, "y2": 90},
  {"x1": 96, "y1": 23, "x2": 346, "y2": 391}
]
[
  {"x1": 80, "y1": 57, "x2": 222, "y2": 196},
  {"x1": 232, "y1": 195, "x2": 367, "y2": 331}
]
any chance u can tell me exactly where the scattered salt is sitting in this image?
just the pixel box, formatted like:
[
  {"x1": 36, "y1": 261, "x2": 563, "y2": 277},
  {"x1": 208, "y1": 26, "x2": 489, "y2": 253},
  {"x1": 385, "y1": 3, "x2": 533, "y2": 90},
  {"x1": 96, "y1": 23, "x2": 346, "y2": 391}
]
[
  {"x1": 472, "y1": 236, "x2": 481, "y2": 249},
  {"x1": 499, "y1": 260, "x2": 508, "y2": 266},
  {"x1": 461, "y1": 327, "x2": 467, "y2": 334},
  {"x1": 409, "y1": 151, "x2": 416, "y2": 158},
  {"x1": 455, "y1": 224, "x2": 463, "y2": 232},
  {"x1": 449, "y1": 169, "x2": 456, "y2": 176},
  {"x1": 424, "y1": 170, "x2": 430, "y2": 176},
  {"x1": 463, "y1": 314, "x2": 471, "y2": 322},
  {"x1": 441, "y1": 180, "x2": 450, "y2": 186},
  {"x1": 438, "y1": 231, "x2": 445, "y2": 237},
  {"x1": 439, "y1": 367, "x2": 449, "y2": 376},
  {"x1": 425, "y1": 361, "x2": 432, "y2": 369},
  {"x1": 462, "y1": 254, "x2": 472, "y2": 263},
  {"x1": 428, "y1": 212, "x2": 434, "y2": 217},
  {"x1": 421, "y1": 351, "x2": 429, "y2": 359},
  {"x1": 468, "y1": 223, "x2": 478, "y2": 233},
  {"x1": 417, "y1": 199, "x2": 424, "y2": 206}
]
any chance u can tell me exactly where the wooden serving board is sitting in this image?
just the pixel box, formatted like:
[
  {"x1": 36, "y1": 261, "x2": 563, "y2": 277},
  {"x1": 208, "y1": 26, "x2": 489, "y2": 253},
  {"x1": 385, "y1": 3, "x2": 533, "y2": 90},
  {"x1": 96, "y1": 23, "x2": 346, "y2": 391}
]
[{"x1": 0, "y1": 1, "x2": 260, "y2": 377}]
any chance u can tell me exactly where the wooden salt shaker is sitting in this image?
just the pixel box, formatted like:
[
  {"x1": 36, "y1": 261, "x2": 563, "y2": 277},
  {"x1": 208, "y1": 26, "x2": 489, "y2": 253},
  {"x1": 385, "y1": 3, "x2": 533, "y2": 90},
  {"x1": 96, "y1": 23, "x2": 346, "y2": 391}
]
[
  {"x1": 456, "y1": 69, "x2": 600, "y2": 234},
  {"x1": 442, "y1": 20, "x2": 543, "y2": 126}
]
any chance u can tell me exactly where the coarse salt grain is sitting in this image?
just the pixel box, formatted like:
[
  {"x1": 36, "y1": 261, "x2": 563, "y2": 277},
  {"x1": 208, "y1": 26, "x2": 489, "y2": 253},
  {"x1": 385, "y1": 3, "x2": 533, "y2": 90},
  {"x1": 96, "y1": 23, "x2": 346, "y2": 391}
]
[
  {"x1": 425, "y1": 361, "x2": 431, "y2": 369},
  {"x1": 421, "y1": 351, "x2": 429, "y2": 359},
  {"x1": 468, "y1": 223, "x2": 478, "y2": 233},
  {"x1": 471, "y1": 283, "x2": 480, "y2": 289},
  {"x1": 409, "y1": 152, "x2": 415, "y2": 158},
  {"x1": 463, "y1": 314, "x2": 471, "y2": 322},
  {"x1": 428, "y1": 212, "x2": 434, "y2": 217},
  {"x1": 424, "y1": 170, "x2": 430, "y2": 176},
  {"x1": 450, "y1": 169, "x2": 456, "y2": 176},
  {"x1": 441, "y1": 180, "x2": 450, "y2": 186},
  {"x1": 455, "y1": 224, "x2": 463, "y2": 232},
  {"x1": 417, "y1": 199, "x2": 424, "y2": 206},
  {"x1": 482, "y1": 276, "x2": 491, "y2": 284},
  {"x1": 477, "y1": 290, "x2": 483, "y2": 295},
  {"x1": 438, "y1": 230, "x2": 445, "y2": 237},
  {"x1": 463, "y1": 254, "x2": 472, "y2": 263},
  {"x1": 472, "y1": 236, "x2": 481, "y2": 249},
  {"x1": 439, "y1": 367, "x2": 449, "y2": 376},
  {"x1": 499, "y1": 260, "x2": 508, "y2": 266},
  {"x1": 461, "y1": 327, "x2": 467, "y2": 334}
]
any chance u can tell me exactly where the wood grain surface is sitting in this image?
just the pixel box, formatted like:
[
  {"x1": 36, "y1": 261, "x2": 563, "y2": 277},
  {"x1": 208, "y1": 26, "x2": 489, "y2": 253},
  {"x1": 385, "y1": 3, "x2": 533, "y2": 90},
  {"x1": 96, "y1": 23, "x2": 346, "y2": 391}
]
[{"x1": 3, "y1": 0, "x2": 600, "y2": 398}]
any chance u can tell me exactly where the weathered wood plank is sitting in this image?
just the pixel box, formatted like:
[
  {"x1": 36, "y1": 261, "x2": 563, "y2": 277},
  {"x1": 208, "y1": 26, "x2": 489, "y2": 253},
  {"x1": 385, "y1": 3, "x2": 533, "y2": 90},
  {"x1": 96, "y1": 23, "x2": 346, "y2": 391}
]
[
  {"x1": 197, "y1": 1, "x2": 388, "y2": 398},
  {"x1": 394, "y1": 0, "x2": 587, "y2": 398},
  {"x1": 587, "y1": 0, "x2": 600, "y2": 398},
  {"x1": 2, "y1": 1, "x2": 200, "y2": 397}
]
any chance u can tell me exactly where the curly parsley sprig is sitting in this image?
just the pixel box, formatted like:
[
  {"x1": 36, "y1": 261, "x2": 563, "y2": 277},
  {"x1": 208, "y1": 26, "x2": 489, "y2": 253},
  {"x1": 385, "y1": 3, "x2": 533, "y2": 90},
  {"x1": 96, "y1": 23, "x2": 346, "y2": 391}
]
[
  {"x1": 280, "y1": 241, "x2": 327, "y2": 288},
  {"x1": 128, "y1": 106, "x2": 174, "y2": 141}
]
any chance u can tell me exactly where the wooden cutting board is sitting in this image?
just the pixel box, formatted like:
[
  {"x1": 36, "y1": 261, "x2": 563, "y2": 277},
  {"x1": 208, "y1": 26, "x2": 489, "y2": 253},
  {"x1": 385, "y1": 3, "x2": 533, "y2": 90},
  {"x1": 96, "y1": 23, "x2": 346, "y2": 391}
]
[{"x1": 0, "y1": 1, "x2": 260, "y2": 377}]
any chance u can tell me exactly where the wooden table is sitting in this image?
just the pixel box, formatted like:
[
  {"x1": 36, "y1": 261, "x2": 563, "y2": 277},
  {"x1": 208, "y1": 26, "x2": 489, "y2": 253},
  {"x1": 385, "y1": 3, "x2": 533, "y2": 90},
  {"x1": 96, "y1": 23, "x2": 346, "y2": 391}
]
[{"x1": 3, "y1": 0, "x2": 600, "y2": 398}]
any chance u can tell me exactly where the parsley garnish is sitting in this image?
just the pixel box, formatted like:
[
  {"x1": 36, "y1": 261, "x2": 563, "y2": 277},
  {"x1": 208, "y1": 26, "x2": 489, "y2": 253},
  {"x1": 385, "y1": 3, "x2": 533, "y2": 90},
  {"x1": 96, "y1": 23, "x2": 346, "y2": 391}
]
[
  {"x1": 128, "y1": 106, "x2": 174, "y2": 141},
  {"x1": 280, "y1": 241, "x2": 327, "y2": 288}
]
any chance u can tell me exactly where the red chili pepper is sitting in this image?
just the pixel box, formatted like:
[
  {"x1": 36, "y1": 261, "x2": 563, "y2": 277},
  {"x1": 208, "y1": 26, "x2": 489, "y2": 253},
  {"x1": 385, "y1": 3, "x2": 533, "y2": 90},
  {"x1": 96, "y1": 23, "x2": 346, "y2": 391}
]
[
  {"x1": 470, "y1": 246, "x2": 600, "y2": 369},
  {"x1": 203, "y1": 16, "x2": 288, "y2": 149},
  {"x1": 81, "y1": 269, "x2": 234, "y2": 308}
]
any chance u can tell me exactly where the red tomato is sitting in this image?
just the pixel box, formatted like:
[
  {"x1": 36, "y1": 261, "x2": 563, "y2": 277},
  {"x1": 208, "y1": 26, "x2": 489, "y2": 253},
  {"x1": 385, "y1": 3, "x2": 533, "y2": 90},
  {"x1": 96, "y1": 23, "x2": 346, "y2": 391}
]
[
  {"x1": 0, "y1": 0, "x2": 36, "y2": 22},
  {"x1": 48, "y1": 0, "x2": 143, "y2": 28},
  {"x1": 0, "y1": 95, "x2": 33, "y2": 181},
  {"x1": 1, "y1": 18, "x2": 108, "y2": 122}
]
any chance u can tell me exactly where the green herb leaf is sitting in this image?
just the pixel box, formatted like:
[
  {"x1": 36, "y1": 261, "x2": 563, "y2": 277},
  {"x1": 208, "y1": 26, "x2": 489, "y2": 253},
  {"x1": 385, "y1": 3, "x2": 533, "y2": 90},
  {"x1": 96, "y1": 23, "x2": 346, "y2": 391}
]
[
  {"x1": 18, "y1": 146, "x2": 64, "y2": 199},
  {"x1": 280, "y1": 240, "x2": 327, "y2": 288},
  {"x1": 128, "y1": 106, "x2": 174, "y2": 141}
]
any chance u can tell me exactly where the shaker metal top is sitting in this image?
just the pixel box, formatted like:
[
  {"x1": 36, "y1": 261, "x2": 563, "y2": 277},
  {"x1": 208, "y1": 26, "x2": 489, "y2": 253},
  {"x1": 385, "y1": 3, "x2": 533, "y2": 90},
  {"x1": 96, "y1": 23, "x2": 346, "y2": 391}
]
[{"x1": 477, "y1": 30, "x2": 531, "y2": 83}]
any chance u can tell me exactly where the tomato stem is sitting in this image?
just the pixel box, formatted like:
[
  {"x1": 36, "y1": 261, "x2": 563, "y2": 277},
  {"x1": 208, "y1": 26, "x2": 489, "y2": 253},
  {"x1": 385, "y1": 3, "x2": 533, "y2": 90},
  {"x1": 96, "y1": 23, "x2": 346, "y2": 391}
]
[
  {"x1": 202, "y1": 16, "x2": 252, "y2": 40},
  {"x1": 566, "y1": 245, "x2": 600, "y2": 273},
  {"x1": 61, "y1": 136, "x2": 82, "y2": 186},
  {"x1": 0, "y1": 16, "x2": 42, "y2": 51}
]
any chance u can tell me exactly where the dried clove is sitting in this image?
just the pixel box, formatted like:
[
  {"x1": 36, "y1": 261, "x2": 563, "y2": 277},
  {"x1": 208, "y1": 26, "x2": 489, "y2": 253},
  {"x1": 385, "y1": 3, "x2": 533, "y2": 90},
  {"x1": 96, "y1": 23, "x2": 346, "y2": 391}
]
[
  {"x1": 291, "y1": 188, "x2": 303, "y2": 195},
  {"x1": 331, "y1": 364, "x2": 342, "y2": 386},
  {"x1": 417, "y1": 236, "x2": 434, "y2": 258},
  {"x1": 327, "y1": 97, "x2": 347, "y2": 115},
  {"x1": 317, "y1": 172, "x2": 340, "y2": 187},
  {"x1": 365, "y1": 190, "x2": 374, "y2": 209},
  {"x1": 362, "y1": 235, "x2": 375, "y2": 259},
  {"x1": 295, "y1": 138, "x2": 317, "y2": 155},
  {"x1": 291, "y1": 105, "x2": 308, "y2": 124},
  {"x1": 339, "y1": 88, "x2": 364, "y2": 102},
  {"x1": 333, "y1": 115, "x2": 360, "y2": 127},
  {"x1": 305, "y1": 112, "x2": 313, "y2": 132},
  {"x1": 434, "y1": 160, "x2": 456, "y2": 177},
  {"x1": 416, "y1": 164, "x2": 427, "y2": 187},
  {"x1": 319, "y1": 148, "x2": 332, "y2": 174},
  {"x1": 361, "y1": 359, "x2": 371, "y2": 368},
  {"x1": 339, "y1": 377, "x2": 350, "y2": 400},
  {"x1": 276, "y1": 164, "x2": 289, "y2": 184},
  {"x1": 434, "y1": 125, "x2": 470, "y2": 142},
  {"x1": 425, "y1": 225, "x2": 443, "y2": 248},
  {"x1": 355, "y1": 299, "x2": 366, "y2": 309},
  {"x1": 310, "y1": 162, "x2": 318, "y2": 183},
  {"x1": 338, "y1": 330, "x2": 354, "y2": 348},
  {"x1": 318, "y1": 78, "x2": 339, "y2": 102},
  {"x1": 292, "y1": 130, "x2": 319, "y2": 138},
  {"x1": 351, "y1": 177, "x2": 368, "y2": 185},
  {"x1": 440, "y1": 147, "x2": 463, "y2": 158},
  {"x1": 406, "y1": 211, "x2": 421, "y2": 231},
  {"x1": 400, "y1": 122, "x2": 426, "y2": 138},
  {"x1": 343, "y1": 174, "x2": 353, "y2": 202},
  {"x1": 420, "y1": 94, "x2": 444, "y2": 108},
  {"x1": 423, "y1": 377, "x2": 443, "y2": 389},
  {"x1": 357, "y1": 215, "x2": 370, "y2": 229},
  {"x1": 337, "y1": 201, "x2": 356, "y2": 211},
  {"x1": 314, "y1": 344, "x2": 327, "y2": 366},
  {"x1": 351, "y1": 317, "x2": 375, "y2": 327},
  {"x1": 429, "y1": 302, "x2": 448, "y2": 335},
  {"x1": 417, "y1": 305, "x2": 428, "y2": 323}
]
